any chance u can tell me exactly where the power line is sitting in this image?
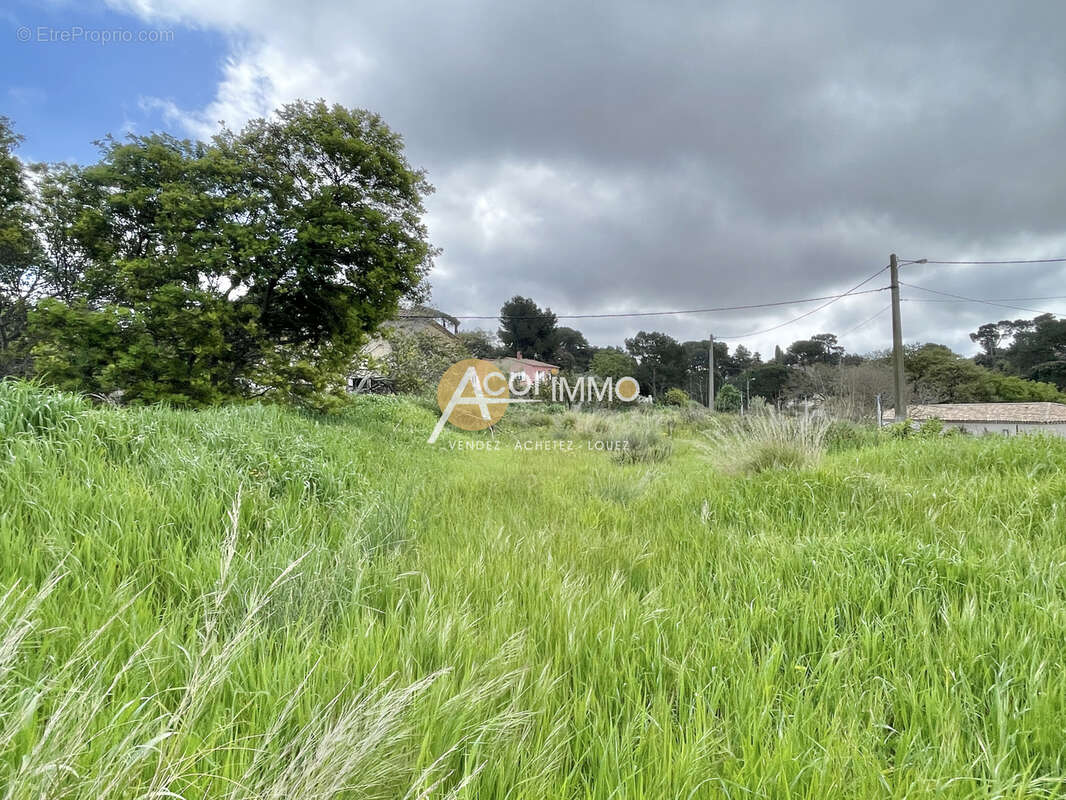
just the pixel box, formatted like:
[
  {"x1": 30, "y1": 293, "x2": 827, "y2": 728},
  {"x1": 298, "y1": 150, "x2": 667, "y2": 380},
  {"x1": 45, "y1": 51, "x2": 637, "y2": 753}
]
[
  {"x1": 899, "y1": 281, "x2": 1066, "y2": 317},
  {"x1": 407, "y1": 283, "x2": 888, "y2": 321},
  {"x1": 715, "y1": 264, "x2": 891, "y2": 340},
  {"x1": 839, "y1": 304, "x2": 890, "y2": 337},
  {"x1": 903, "y1": 295, "x2": 1066, "y2": 304},
  {"x1": 901, "y1": 257, "x2": 1066, "y2": 266}
]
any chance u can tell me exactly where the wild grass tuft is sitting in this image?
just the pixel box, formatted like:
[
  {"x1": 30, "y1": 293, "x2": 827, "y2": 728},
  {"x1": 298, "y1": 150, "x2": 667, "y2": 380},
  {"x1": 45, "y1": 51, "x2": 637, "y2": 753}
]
[
  {"x1": 0, "y1": 379, "x2": 89, "y2": 439},
  {"x1": 705, "y1": 410, "x2": 831, "y2": 473},
  {"x1": 611, "y1": 417, "x2": 673, "y2": 464}
]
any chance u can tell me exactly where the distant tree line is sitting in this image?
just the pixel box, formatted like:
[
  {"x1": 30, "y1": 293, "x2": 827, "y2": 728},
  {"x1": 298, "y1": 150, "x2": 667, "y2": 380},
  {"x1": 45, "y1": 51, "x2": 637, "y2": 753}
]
[
  {"x1": 470, "y1": 296, "x2": 1066, "y2": 413},
  {"x1": 970, "y1": 316, "x2": 1066, "y2": 390}
]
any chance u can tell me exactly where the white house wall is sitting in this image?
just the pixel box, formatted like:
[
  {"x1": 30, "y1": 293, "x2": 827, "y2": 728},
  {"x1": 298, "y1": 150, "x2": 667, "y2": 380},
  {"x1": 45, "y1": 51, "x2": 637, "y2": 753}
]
[{"x1": 945, "y1": 421, "x2": 1066, "y2": 437}]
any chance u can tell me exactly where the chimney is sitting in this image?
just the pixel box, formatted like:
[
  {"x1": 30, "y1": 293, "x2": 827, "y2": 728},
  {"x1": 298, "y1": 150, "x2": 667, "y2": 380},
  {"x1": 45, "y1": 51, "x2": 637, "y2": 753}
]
[{"x1": 516, "y1": 351, "x2": 523, "y2": 359}]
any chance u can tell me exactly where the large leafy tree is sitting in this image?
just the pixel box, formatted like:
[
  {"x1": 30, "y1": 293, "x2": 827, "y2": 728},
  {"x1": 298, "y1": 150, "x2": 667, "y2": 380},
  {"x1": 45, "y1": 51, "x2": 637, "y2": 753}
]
[
  {"x1": 589, "y1": 346, "x2": 637, "y2": 381},
  {"x1": 0, "y1": 118, "x2": 42, "y2": 376},
  {"x1": 456, "y1": 328, "x2": 502, "y2": 359},
  {"x1": 625, "y1": 330, "x2": 684, "y2": 398},
  {"x1": 744, "y1": 363, "x2": 791, "y2": 403},
  {"x1": 498, "y1": 296, "x2": 557, "y2": 360},
  {"x1": 970, "y1": 321, "x2": 1013, "y2": 369},
  {"x1": 1001, "y1": 315, "x2": 1066, "y2": 389},
  {"x1": 680, "y1": 339, "x2": 729, "y2": 405},
  {"x1": 731, "y1": 344, "x2": 759, "y2": 373},
  {"x1": 785, "y1": 333, "x2": 842, "y2": 366},
  {"x1": 551, "y1": 326, "x2": 591, "y2": 372},
  {"x1": 28, "y1": 101, "x2": 434, "y2": 406}
]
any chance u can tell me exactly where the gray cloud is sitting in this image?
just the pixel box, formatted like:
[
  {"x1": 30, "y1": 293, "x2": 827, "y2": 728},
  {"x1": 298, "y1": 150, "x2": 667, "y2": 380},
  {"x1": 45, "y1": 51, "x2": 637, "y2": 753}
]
[{"x1": 114, "y1": 0, "x2": 1066, "y2": 355}]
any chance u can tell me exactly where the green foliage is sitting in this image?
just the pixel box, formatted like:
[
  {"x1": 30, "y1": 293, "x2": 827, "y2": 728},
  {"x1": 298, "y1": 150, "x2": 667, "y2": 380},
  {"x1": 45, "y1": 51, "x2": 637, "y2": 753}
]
[
  {"x1": 379, "y1": 325, "x2": 469, "y2": 394},
  {"x1": 625, "y1": 330, "x2": 684, "y2": 398},
  {"x1": 973, "y1": 315, "x2": 1066, "y2": 390},
  {"x1": 0, "y1": 379, "x2": 89, "y2": 438},
  {"x1": 823, "y1": 418, "x2": 882, "y2": 452},
  {"x1": 743, "y1": 363, "x2": 791, "y2": 402},
  {"x1": 906, "y1": 343, "x2": 1066, "y2": 403},
  {"x1": 919, "y1": 418, "x2": 945, "y2": 438},
  {"x1": 456, "y1": 328, "x2": 502, "y2": 359},
  {"x1": 887, "y1": 420, "x2": 913, "y2": 439},
  {"x1": 714, "y1": 383, "x2": 742, "y2": 412},
  {"x1": 785, "y1": 333, "x2": 843, "y2": 366},
  {"x1": 0, "y1": 118, "x2": 42, "y2": 376},
  {"x1": 23, "y1": 101, "x2": 433, "y2": 408},
  {"x1": 551, "y1": 326, "x2": 592, "y2": 372},
  {"x1": 589, "y1": 346, "x2": 638, "y2": 381},
  {"x1": 663, "y1": 387, "x2": 690, "y2": 406},
  {"x1": 497, "y1": 295, "x2": 557, "y2": 360}
]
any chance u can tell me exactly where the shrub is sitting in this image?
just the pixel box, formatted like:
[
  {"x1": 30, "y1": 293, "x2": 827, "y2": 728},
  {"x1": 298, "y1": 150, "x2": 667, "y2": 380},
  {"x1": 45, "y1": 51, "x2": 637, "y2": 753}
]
[
  {"x1": 663, "y1": 387, "x2": 690, "y2": 407},
  {"x1": 887, "y1": 421, "x2": 912, "y2": 439},
  {"x1": 824, "y1": 419, "x2": 883, "y2": 452},
  {"x1": 714, "y1": 384, "x2": 742, "y2": 413},
  {"x1": 918, "y1": 418, "x2": 944, "y2": 438}
]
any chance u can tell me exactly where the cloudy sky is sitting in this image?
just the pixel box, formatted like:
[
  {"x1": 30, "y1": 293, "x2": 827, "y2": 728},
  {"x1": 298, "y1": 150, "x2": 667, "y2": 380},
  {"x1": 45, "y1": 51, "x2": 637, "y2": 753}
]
[{"x1": 4, "y1": 1, "x2": 1066, "y2": 358}]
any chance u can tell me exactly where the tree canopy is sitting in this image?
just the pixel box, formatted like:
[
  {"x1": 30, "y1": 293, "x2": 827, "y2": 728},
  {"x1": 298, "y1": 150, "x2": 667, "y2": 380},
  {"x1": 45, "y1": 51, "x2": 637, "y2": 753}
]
[
  {"x1": 498, "y1": 296, "x2": 557, "y2": 361},
  {"x1": 589, "y1": 347, "x2": 638, "y2": 381},
  {"x1": 625, "y1": 331, "x2": 684, "y2": 398},
  {"x1": 7, "y1": 101, "x2": 435, "y2": 407},
  {"x1": 0, "y1": 117, "x2": 40, "y2": 375},
  {"x1": 906, "y1": 343, "x2": 1065, "y2": 404}
]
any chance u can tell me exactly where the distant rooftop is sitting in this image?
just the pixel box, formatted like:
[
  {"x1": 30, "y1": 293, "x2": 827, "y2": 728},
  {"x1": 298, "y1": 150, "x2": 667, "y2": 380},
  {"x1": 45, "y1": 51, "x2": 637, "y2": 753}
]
[
  {"x1": 497, "y1": 354, "x2": 559, "y2": 369},
  {"x1": 884, "y1": 402, "x2": 1066, "y2": 424},
  {"x1": 395, "y1": 305, "x2": 459, "y2": 328}
]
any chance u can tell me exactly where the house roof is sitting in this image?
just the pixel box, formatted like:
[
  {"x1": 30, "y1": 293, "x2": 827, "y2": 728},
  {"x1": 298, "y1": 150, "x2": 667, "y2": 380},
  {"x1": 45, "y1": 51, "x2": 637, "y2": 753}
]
[
  {"x1": 884, "y1": 402, "x2": 1066, "y2": 424},
  {"x1": 496, "y1": 355, "x2": 559, "y2": 370},
  {"x1": 396, "y1": 304, "x2": 459, "y2": 328}
]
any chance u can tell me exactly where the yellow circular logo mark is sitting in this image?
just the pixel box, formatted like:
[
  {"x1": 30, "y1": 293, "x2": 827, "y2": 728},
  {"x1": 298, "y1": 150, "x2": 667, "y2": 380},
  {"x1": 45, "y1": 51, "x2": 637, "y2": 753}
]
[
  {"x1": 614, "y1": 376, "x2": 640, "y2": 402},
  {"x1": 436, "y1": 358, "x2": 510, "y2": 431}
]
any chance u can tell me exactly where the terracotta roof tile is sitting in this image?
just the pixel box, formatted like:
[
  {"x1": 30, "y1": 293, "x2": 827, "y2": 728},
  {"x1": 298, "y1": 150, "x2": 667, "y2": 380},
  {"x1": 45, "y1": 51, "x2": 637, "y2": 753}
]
[{"x1": 884, "y1": 402, "x2": 1066, "y2": 423}]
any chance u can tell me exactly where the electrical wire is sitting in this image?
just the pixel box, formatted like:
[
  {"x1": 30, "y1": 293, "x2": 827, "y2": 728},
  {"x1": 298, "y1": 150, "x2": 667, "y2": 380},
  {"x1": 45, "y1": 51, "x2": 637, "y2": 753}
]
[
  {"x1": 903, "y1": 295, "x2": 1066, "y2": 303},
  {"x1": 405, "y1": 281, "x2": 889, "y2": 321},
  {"x1": 838, "y1": 304, "x2": 891, "y2": 337},
  {"x1": 899, "y1": 281, "x2": 1065, "y2": 317},
  {"x1": 714, "y1": 264, "x2": 891, "y2": 340},
  {"x1": 900, "y1": 257, "x2": 1066, "y2": 265}
]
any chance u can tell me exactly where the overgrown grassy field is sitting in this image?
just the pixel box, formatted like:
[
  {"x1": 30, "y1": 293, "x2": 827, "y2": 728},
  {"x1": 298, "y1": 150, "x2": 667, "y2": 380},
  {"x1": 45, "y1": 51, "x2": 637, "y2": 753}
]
[{"x1": 2, "y1": 381, "x2": 1066, "y2": 798}]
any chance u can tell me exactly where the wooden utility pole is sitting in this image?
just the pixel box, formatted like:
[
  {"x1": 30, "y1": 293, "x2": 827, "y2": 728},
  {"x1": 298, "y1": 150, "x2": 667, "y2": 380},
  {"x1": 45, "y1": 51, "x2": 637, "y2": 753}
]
[
  {"x1": 708, "y1": 334, "x2": 715, "y2": 412},
  {"x1": 889, "y1": 253, "x2": 906, "y2": 422}
]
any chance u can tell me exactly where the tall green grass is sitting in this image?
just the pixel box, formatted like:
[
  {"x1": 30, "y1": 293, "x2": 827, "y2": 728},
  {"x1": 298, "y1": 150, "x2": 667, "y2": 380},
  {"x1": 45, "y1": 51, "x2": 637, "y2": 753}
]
[
  {"x1": 1, "y1": 381, "x2": 1065, "y2": 797},
  {"x1": 704, "y1": 408, "x2": 832, "y2": 473}
]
